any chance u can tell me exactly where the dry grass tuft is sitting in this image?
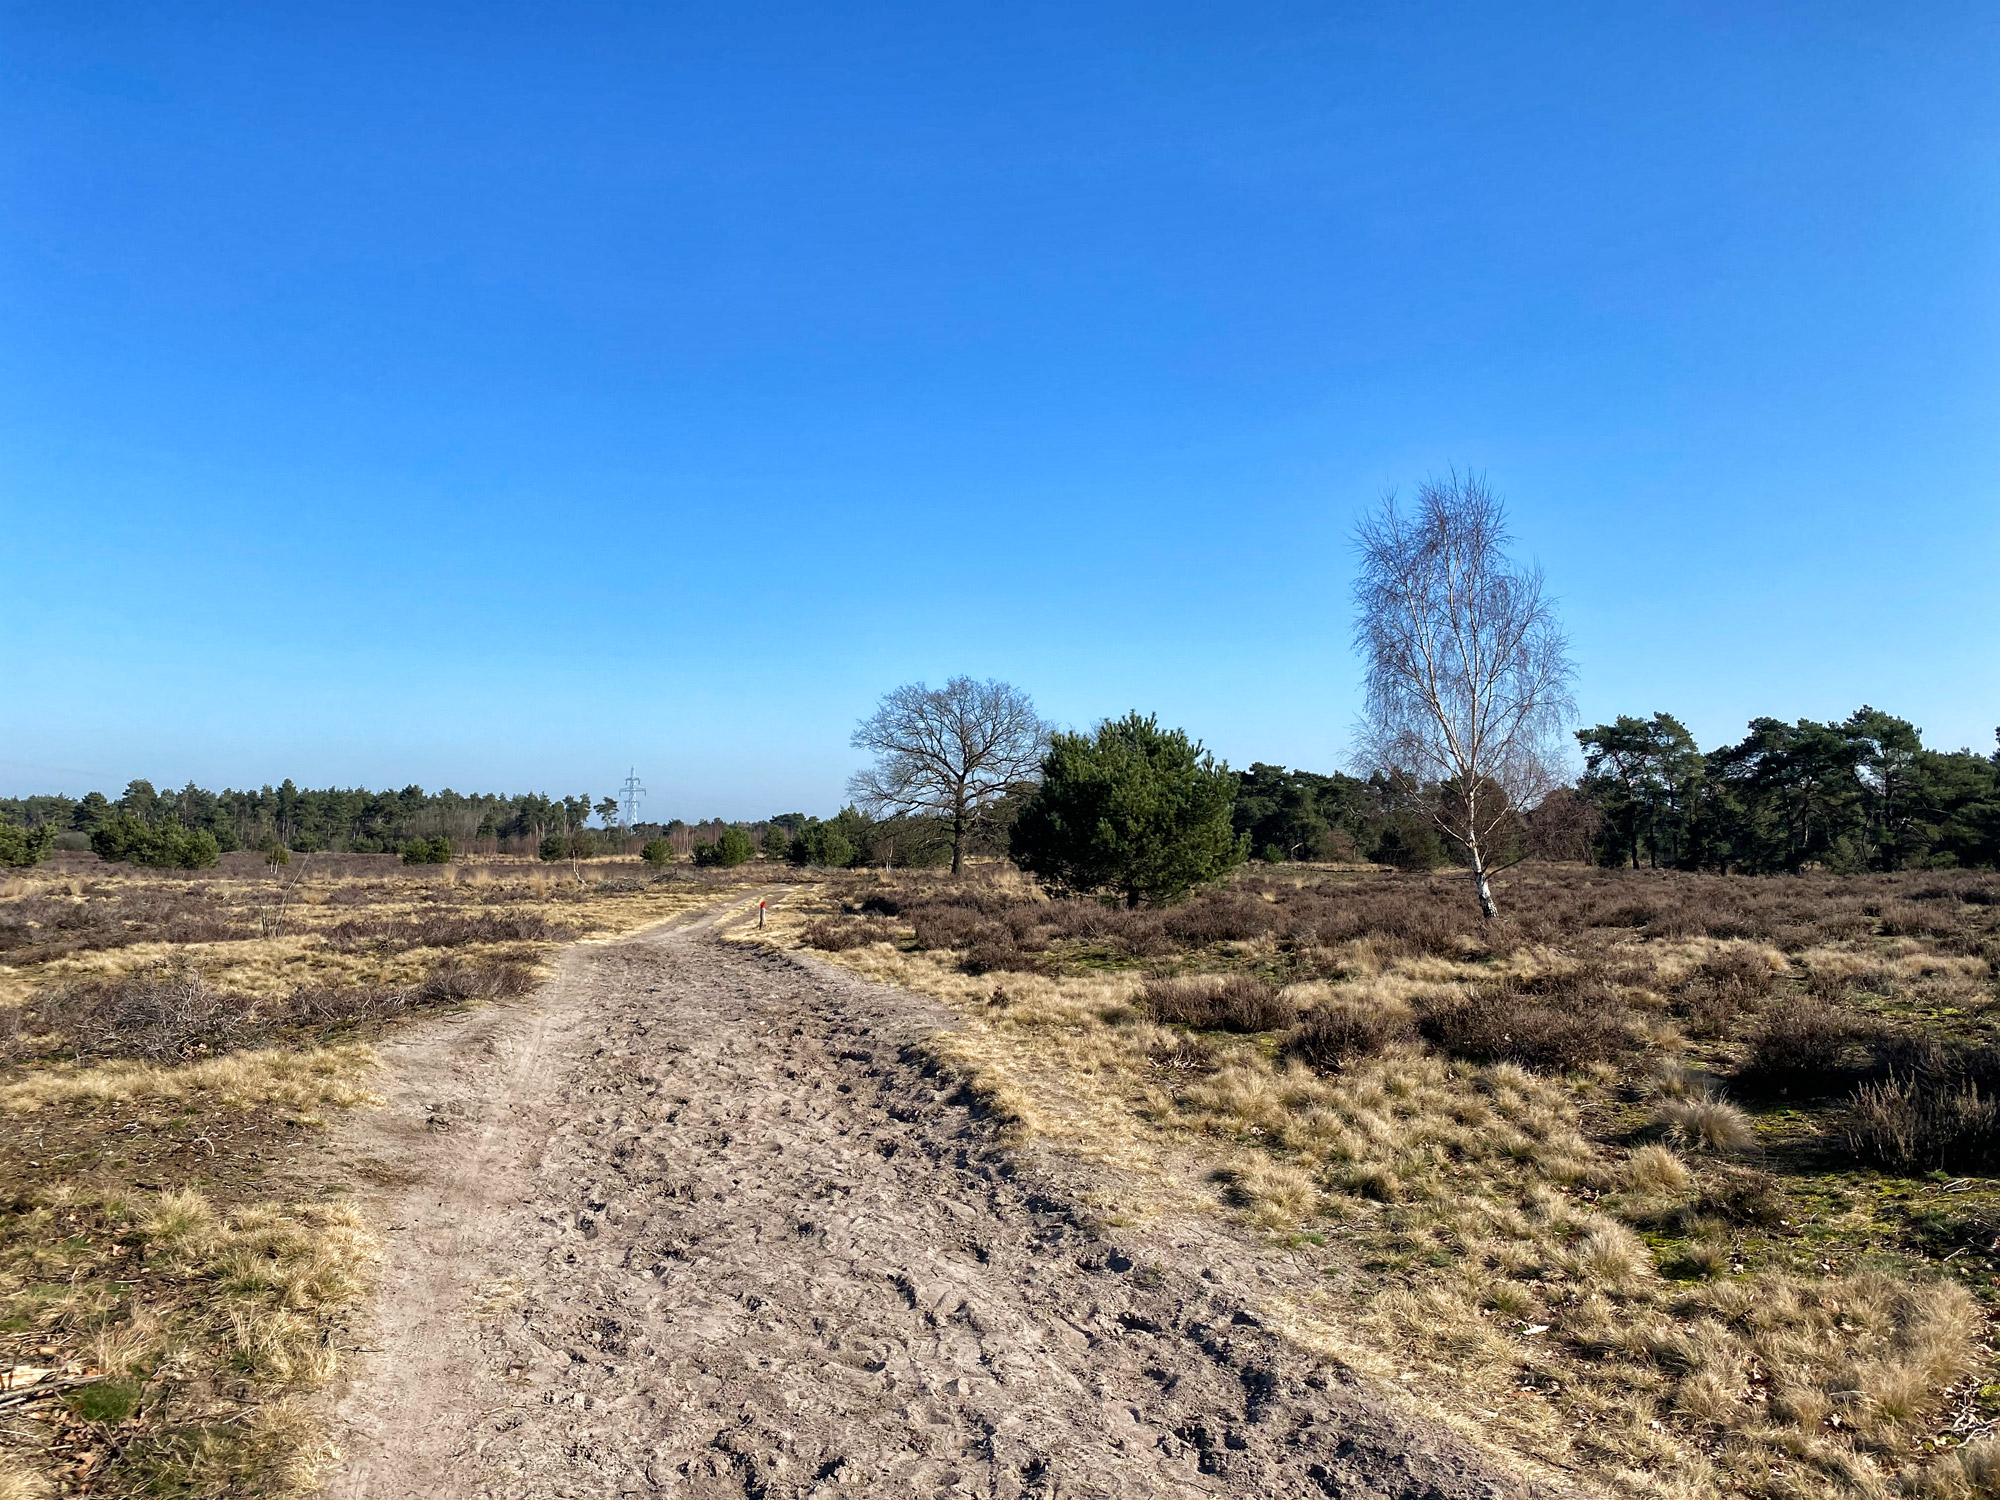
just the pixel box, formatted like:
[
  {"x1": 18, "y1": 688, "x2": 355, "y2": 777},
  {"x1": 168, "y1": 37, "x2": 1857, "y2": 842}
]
[
  {"x1": 1654, "y1": 1095, "x2": 1759, "y2": 1154},
  {"x1": 1627, "y1": 1143, "x2": 1694, "y2": 1196}
]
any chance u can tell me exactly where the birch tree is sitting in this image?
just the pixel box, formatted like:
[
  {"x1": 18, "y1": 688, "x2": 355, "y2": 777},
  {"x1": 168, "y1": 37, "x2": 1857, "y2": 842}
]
[{"x1": 1353, "y1": 474, "x2": 1574, "y2": 918}]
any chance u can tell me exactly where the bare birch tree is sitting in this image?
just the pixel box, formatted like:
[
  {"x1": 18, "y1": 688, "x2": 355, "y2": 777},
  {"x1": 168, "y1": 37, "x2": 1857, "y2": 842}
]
[
  {"x1": 1352, "y1": 474, "x2": 1575, "y2": 918},
  {"x1": 849, "y1": 677, "x2": 1049, "y2": 875}
]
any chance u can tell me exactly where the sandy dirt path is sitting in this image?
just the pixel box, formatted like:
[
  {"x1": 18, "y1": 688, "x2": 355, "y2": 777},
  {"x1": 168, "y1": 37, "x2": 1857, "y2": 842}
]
[{"x1": 316, "y1": 893, "x2": 1560, "y2": 1499}]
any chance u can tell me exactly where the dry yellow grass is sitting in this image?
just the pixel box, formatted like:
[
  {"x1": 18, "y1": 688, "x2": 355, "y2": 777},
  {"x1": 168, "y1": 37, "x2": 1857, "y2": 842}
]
[
  {"x1": 0, "y1": 1044, "x2": 379, "y2": 1115},
  {"x1": 0, "y1": 1182, "x2": 379, "y2": 1496},
  {"x1": 768, "y1": 870, "x2": 2000, "y2": 1500}
]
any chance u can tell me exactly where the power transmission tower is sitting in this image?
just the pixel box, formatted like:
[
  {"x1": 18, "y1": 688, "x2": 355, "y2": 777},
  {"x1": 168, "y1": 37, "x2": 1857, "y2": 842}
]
[{"x1": 620, "y1": 768, "x2": 647, "y2": 831}]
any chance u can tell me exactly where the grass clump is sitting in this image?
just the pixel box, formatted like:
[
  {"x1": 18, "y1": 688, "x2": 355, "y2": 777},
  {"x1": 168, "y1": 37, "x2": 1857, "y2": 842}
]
[
  {"x1": 0, "y1": 1184, "x2": 378, "y2": 1495},
  {"x1": 1654, "y1": 1095, "x2": 1759, "y2": 1155}
]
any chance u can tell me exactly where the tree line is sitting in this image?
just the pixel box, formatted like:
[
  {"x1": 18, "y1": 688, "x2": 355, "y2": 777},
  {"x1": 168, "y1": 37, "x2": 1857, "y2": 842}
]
[
  {"x1": 7, "y1": 479, "x2": 1991, "y2": 893},
  {"x1": 1572, "y1": 709, "x2": 2000, "y2": 874},
  {"x1": 0, "y1": 780, "x2": 608, "y2": 857}
]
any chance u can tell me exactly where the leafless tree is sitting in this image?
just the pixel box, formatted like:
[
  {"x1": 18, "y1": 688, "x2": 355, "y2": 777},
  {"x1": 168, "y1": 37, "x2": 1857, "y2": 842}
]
[
  {"x1": 1352, "y1": 474, "x2": 1575, "y2": 918},
  {"x1": 849, "y1": 677, "x2": 1049, "y2": 875}
]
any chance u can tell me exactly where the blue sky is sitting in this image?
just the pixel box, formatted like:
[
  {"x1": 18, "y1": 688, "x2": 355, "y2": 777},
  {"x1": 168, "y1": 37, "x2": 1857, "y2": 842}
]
[{"x1": 4, "y1": 2, "x2": 1996, "y2": 819}]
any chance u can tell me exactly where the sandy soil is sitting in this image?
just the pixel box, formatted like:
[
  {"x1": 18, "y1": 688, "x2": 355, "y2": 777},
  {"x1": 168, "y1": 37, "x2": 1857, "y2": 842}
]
[{"x1": 313, "y1": 893, "x2": 1562, "y2": 1499}]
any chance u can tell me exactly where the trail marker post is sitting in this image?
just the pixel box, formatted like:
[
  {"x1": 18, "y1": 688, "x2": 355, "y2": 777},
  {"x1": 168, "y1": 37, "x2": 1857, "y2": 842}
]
[{"x1": 759, "y1": 899, "x2": 766, "y2": 928}]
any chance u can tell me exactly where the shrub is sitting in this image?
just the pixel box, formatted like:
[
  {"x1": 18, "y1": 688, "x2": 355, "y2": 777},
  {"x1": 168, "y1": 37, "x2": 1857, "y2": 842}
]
[
  {"x1": 641, "y1": 837, "x2": 672, "y2": 867},
  {"x1": 1417, "y1": 979, "x2": 1628, "y2": 1071},
  {"x1": 539, "y1": 829, "x2": 597, "y2": 863},
  {"x1": 399, "y1": 836, "x2": 453, "y2": 865},
  {"x1": 1841, "y1": 1037, "x2": 2000, "y2": 1173},
  {"x1": 0, "y1": 821, "x2": 57, "y2": 868},
  {"x1": 414, "y1": 958, "x2": 535, "y2": 1005},
  {"x1": 1734, "y1": 998, "x2": 1878, "y2": 1097},
  {"x1": 1139, "y1": 974, "x2": 1289, "y2": 1033},
  {"x1": 909, "y1": 904, "x2": 987, "y2": 950},
  {"x1": 21, "y1": 964, "x2": 256, "y2": 1062},
  {"x1": 409, "y1": 912, "x2": 572, "y2": 947},
  {"x1": 1282, "y1": 999, "x2": 1414, "y2": 1073},
  {"x1": 1009, "y1": 712, "x2": 1246, "y2": 906},
  {"x1": 8, "y1": 955, "x2": 537, "y2": 1064},
  {"x1": 1162, "y1": 891, "x2": 1281, "y2": 945},
  {"x1": 787, "y1": 820, "x2": 855, "y2": 868},
  {"x1": 1372, "y1": 816, "x2": 1445, "y2": 871},
  {"x1": 89, "y1": 815, "x2": 221, "y2": 869},
  {"x1": 705, "y1": 827, "x2": 754, "y2": 867},
  {"x1": 800, "y1": 918, "x2": 887, "y2": 952},
  {"x1": 962, "y1": 935, "x2": 1036, "y2": 973},
  {"x1": 1668, "y1": 948, "x2": 1779, "y2": 1038}
]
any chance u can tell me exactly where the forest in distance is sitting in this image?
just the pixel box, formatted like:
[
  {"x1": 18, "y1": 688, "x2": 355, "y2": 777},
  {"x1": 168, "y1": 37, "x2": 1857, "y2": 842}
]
[{"x1": 4, "y1": 703, "x2": 1997, "y2": 877}]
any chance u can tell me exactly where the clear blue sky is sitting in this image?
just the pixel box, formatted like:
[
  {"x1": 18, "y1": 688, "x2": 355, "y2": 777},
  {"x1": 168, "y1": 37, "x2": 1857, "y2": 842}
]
[{"x1": 4, "y1": 2, "x2": 1996, "y2": 820}]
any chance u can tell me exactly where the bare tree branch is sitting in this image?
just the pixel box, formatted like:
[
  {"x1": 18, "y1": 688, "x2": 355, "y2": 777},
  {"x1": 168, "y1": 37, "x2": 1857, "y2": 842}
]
[
  {"x1": 1352, "y1": 473, "x2": 1575, "y2": 917},
  {"x1": 848, "y1": 678, "x2": 1049, "y2": 874}
]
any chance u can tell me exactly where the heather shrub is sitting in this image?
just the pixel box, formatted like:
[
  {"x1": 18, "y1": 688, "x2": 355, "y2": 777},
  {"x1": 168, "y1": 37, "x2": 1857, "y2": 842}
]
[
  {"x1": 961, "y1": 934, "x2": 1036, "y2": 973},
  {"x1": 909, "y1": 905, "x2": 987, "y2": 950},
  {"x1": 414, "y1": 958, "x2": 534, "y2": 1004},
  {"x1": 1281, "y1": 998, "x2": 1414, "y2": 1073},
  {"x1": 801, "y1": 918, "x2": 888, "y2": 952},
  {"x1": 19, "y1": 964, "x2": 257, "y2": 1062},
  {"x1": 1841, "y1": 1037, "x2": 2000, "y2": 1172},
  {"x1": 412, "y1": 912, "x2": 572, "y2": 946},
  {"x1": 1162, "y1": 891, "x2": 1280, "y2": 945},
  {"x1": 1418, "y1": 978, "x2": 1629, "y2": 1071},
  {"x1": 1140, "y1": 974, "x2": 1289, "y2": 1033},
  {"x1": 1734, "y1": 998, "x2": 1879, "y2": 1097},
  {"x1": 8, "y1": 957, "x2": 535, "y2": 1063}
]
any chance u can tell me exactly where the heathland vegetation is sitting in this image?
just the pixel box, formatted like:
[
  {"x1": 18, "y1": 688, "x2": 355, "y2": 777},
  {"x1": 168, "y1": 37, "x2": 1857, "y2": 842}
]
[
  {"x1": 2, "y1": 475, "x2": 1995, "y2": 1498},
  {"x1": 0, "y1": 852, "x2": 777, "y2": 1496},
  {"x1": 780, "y1": 860, "x2": 2000, "y2": 1500}
]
